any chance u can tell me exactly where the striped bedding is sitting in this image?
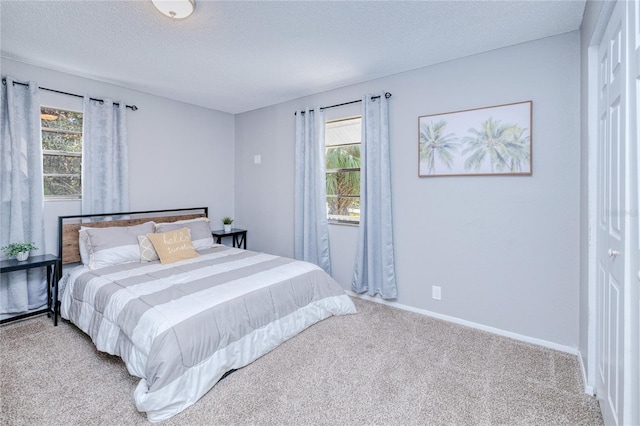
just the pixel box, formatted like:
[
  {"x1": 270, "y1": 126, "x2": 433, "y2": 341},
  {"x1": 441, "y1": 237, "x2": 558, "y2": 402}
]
[{"x1": 60, "y1": 245, "x2": 356, "y2": 422}]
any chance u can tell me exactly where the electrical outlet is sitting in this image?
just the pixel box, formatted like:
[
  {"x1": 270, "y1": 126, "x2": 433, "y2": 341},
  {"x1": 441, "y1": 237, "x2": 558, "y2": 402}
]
[{"x1": 432, "y1": 285, "x2": 441, "y2": 300}]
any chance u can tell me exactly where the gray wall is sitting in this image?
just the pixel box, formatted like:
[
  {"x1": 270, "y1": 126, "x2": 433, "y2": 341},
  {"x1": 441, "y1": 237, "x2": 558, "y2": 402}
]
[
  {"x1": 236, "y1": 32, "x2": 581, "y2": 347},
  {"x1": 1, "y1": 58, "x2": 236, "y2": 255}
]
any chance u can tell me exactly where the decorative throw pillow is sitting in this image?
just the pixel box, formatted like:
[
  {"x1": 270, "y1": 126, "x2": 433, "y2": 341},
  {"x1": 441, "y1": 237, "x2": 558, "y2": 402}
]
[
  {"x1": 137, "y1": 234, "x2": 160, "y2": 262},
  {"x1": 155, "y1": 219, "x2": 213, "y2": 251},
  {"x1": 146, "y1": 228, "x2": 199, "y2": 264}
]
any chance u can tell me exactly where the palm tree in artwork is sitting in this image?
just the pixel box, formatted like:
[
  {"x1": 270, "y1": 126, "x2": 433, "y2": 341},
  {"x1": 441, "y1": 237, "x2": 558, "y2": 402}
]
[
  {"x1": 462, "y1": 118, "x2": 530, "y2": 173},
  {"x1": 461, "y1": 117, "x2": 511, "y2": 173},
  {"x1": 501, "y1": 125, "x2": 530, "y2": 172},
  {"x1": 419, "y1": 120, "x2": 459, "y2": 174}
]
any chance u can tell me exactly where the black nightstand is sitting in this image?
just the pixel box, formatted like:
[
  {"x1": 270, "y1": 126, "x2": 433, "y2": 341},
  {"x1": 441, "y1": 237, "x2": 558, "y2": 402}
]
[
  {"x1": 0, "y1": 254, "x2": 61, "y2": 326},
  {"x1": 211, "y1": 228, "x2": 247, "y2": 249}
]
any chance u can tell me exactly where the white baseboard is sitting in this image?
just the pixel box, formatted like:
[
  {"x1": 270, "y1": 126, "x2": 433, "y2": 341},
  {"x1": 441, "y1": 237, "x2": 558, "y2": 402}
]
[
  {"x1": 347, "y1": 291, "x2": 578, "y2": 355},
  {"x1": 578, "y1": 350, "x2": 595, "y2": 395}
]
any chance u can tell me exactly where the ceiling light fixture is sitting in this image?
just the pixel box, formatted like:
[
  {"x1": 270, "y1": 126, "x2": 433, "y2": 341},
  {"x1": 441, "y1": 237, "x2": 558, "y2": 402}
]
[{"x1": 151, "y1": 0, "x2": 195, "y2": 20}]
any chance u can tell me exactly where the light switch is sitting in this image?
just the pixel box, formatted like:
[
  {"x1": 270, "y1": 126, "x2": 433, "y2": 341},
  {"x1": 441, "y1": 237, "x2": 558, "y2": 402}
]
[{"x1": 254, "y1": 155, "x2": 261, "y2": 164}]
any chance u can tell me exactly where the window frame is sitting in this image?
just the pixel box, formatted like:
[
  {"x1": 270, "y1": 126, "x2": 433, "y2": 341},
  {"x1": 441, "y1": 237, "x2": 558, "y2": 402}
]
[
  {"x1": 325, "y1": 116, "x2": 361, "y2": 225},
  {"x1": 41, "y1": 106, "x2": 83, "y2": 200}
]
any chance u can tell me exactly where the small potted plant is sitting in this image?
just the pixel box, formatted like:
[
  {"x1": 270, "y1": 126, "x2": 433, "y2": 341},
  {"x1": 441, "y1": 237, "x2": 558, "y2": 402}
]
[
  {"x1": 2, "y1": 242, "x2": 38, "y2": 261},
  {"x1": 222, "y1": 217, "x2": 234, "y2": 233}
]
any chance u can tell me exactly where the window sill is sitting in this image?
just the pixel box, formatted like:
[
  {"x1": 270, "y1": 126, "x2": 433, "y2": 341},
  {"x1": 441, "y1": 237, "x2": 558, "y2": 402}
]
[
  {"x1": 45, "y1": 198, "x2": 81, "y2": 202},
  {"x1": 328, "y1": 221, "x2": 359, "y2": 227}
]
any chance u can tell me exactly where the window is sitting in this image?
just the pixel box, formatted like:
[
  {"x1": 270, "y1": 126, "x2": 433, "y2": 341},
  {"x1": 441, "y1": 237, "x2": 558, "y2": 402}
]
[
  {"x1": 325, "y1": 116, "x2": 361, "y2": 224},
  {"x1": 41, "y1": 107, "x2": 83, "y2": 199}
]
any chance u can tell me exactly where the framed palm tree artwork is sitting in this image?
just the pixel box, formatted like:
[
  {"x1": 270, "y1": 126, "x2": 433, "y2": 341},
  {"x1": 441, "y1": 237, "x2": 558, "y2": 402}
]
[{"x1": 418, "y1": 101, "x2": 532, "y2": 177}]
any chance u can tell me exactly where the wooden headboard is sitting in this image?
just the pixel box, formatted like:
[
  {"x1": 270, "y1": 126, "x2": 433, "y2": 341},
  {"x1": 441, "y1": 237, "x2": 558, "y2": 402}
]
[{"x1": 58, "y1": 207, "x2": 208, "y2": 265}]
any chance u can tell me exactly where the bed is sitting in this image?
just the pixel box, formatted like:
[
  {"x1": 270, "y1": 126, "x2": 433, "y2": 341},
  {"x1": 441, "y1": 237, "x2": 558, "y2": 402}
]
[{"x1": 58, "y1": 207, "x2": 356, "y2": 422}]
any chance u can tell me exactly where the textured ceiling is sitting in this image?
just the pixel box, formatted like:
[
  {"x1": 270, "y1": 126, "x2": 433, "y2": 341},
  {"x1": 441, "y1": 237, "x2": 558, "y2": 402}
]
[{"x1": 0, "y1": 1, "x2": 586, "y2": 114}]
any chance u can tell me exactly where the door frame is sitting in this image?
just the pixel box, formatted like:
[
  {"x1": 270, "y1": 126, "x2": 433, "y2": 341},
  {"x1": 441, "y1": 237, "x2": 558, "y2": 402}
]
[{"x1": 587, "y1": 0, "x2": 616, "y2": 396}]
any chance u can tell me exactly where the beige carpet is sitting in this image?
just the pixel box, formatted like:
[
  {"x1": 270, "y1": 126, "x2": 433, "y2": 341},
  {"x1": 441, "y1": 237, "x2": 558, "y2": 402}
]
[{"x1": 0, "y1": 297, "x2": 602, "y2": 425}]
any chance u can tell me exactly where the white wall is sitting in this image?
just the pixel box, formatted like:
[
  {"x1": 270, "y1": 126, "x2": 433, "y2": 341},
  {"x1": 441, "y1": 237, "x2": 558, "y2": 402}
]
[
  {"x1": 1, "y1": 58, "x2": 236, "y2": 255},
  {"x1": 236, "y1": 31, "x2": 581, "y2": 347}
]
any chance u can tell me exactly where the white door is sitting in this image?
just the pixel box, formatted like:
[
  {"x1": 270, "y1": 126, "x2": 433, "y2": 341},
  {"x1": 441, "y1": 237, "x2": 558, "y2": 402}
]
[
  {"x1": 627, "y1": 0, "x2": 640, "y2": 424},
  {"x1": 596, "y1": 1, "x2": 626, "y2": 425}
]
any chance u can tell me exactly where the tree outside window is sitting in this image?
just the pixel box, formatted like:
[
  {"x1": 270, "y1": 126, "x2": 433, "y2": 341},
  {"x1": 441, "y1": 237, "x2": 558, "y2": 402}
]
[
  {"x1": 41, "y1": 107, "x2": 83, "y2": 198},
  {"x1": 325, "y1": 117, "x2": 361, "y2": 224}
]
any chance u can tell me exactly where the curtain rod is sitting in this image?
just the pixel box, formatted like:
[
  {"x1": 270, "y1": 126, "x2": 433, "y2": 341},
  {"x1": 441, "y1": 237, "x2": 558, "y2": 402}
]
[
  {"x1": 2, "y1": 78, "x2": 139, "y2": 111},
  {"x1": 294, "y1": 92, "x2": 392, "y2": 115}
]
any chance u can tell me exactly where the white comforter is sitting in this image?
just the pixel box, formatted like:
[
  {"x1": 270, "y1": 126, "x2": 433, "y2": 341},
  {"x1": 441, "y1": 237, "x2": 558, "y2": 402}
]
[{"x1": 61, "y1": 245, "x2": 356, "y2": 421}]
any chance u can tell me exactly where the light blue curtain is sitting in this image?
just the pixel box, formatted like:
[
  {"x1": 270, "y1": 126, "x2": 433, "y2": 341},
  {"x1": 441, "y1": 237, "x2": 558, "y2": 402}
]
[
  {"x1": 0, "y1": 77, "x2": 47, "y2": 313},
  {"x1": 352, "y1": 93, "x2": 397, "y2": 299},
  {"x1": 82, "y1": 97, "x2": 129, "y2": 214},
  {"x1": 294, "y1": 107, "x2": 331, "y2": 274}
]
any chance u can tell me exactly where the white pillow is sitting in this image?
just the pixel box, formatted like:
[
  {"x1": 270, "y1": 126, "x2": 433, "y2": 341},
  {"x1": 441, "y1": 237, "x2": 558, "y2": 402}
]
[
  {"x1": 84, "y1": 221, "x2": 156, "y2": 269},
  {"x1": 154, "y1": 217, "x2": 210, "y2": 227},
  {"x1": 155, "y1": 219, "x2": 213, "y2": 251},
  {"x1": 79, "y1": 227, "x2": 90, "y2": 265}
]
